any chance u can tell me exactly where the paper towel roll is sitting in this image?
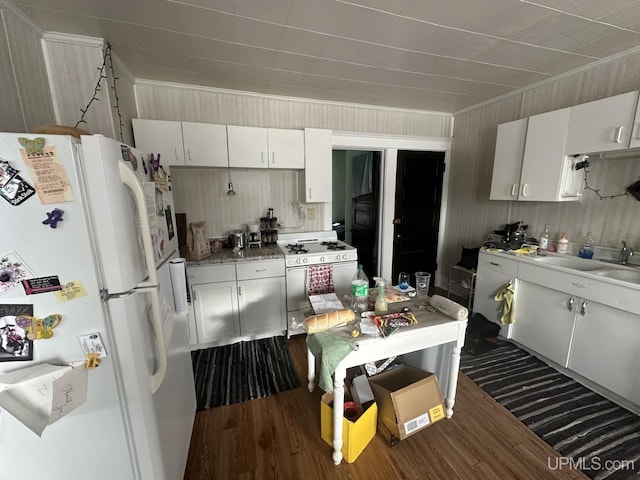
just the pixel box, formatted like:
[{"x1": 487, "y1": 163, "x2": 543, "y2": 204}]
[
  {"x1": 429, "y1": 294, "x2": 468, "y2": 321},
  {"x1": 169, "y1": 258, "x2": 188, "y2": 314}
]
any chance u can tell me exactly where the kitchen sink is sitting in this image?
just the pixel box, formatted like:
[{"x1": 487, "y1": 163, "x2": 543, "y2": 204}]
[
  {"x1": 532, "y1": 256, "x2": 604, "y2": 271},
  {"x1": 594, "y1": 269, "x2": 640, "y2": 283}
]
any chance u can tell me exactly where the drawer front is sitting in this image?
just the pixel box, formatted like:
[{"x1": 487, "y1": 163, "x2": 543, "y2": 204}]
[
  {"x1": 187, "y1": 264, "x2": 236, "y2": 284},
  {"x1": 478, "y1": 252, "x2": 519, "y2": 276},
  {"x1": 236, "y1": 259, "x2": 285, "y2": 280},
  {"x1": 518, "y1": 262, "x2": 640, "y2": 314}
]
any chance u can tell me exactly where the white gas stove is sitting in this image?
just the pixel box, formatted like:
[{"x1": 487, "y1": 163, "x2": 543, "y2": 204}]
[
  {"x1": 277, "y1": 231, "x2": 358, "y2": 267},
  {"x1": 278, "y1": 231, "x2": 358, "y2": 337}
]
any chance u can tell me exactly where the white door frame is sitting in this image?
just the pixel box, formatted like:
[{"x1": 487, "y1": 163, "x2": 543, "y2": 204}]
[{"x1": 331, "y1": 132, "x2": 451, "y2": 286}]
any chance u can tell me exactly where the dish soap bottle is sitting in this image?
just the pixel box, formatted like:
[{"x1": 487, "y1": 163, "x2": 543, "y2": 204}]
[
  {"x1": 578, "y1": 232, "x2": 595, "y2": 259},
  {"x1": 351, "y1": 264, "x2": 369, "y2": 313},
  {"x1": 374, "y1": 277, "x2": 388, "y2": 315},
  {"x1": 539, "y1": 224, "x2": 550, "y2": 252},
  {"x1": 557, "y1": 232, "x2": 569, "y2": 254}
]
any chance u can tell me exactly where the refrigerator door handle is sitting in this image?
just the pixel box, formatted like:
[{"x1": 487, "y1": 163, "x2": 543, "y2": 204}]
[
  {"x1": 137, "y1": 286, "x2": 168, "y2": 393},
  {"x1": 119, "y1": 162, "x2": 157, "y2": 287},
  {"x1": 119, "y1": 158, "x2": 167, "y2": 392}
]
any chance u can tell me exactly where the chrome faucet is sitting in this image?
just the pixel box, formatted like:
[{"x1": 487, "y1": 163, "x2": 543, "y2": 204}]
[{"x1": 619, "y1": 241, "x2": 634, "y2": 265}]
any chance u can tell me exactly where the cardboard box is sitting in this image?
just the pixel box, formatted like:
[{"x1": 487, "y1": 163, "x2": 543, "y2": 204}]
[
  {"x1": 320, "y1": 391, "x2": 378, "y2": 463},
  {"x1": 368, "y1": 365, "x2": 445, "y2": 441}
]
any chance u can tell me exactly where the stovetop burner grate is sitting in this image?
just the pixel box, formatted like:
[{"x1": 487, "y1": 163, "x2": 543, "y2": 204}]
[
  {"x1": 286, "y1": 244, "x2": 309, "y2": 254},
  {"x1": 321, "y1": 241, "x2": 346, "y2": 250}
]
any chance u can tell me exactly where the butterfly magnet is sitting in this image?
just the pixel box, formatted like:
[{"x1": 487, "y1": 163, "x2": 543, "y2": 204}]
[{"x1": 15, "y1": 314, "x2": 62, "y2": 340}]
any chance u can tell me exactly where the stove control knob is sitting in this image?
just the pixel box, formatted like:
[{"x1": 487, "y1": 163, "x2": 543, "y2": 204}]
[
  {"x1": 302, "y1": 258, "x2": 308, "y2": 264},
  {"x1": 296, "y1": 258, "x2": 302, "y2": 265},
  {"x1": 320, "y1": 256, "x2": 326, "y2": 262},
  {"x1": 341, "y1": 254, "x2": 347, "y2": 260},
  {"x1": 336, "y1": 255, "x2": 342, "y2": 261}
]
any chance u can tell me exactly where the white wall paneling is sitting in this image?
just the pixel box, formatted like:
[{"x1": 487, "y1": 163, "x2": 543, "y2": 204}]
[
  {"x1": 134, "y1": 81, "x2": 453, "y2": 138},
  {"x1": 42, "y1": 33, "x2": 134, "y2": 141},
  {"x1": 170, "y1": 167, "x2": 325, "y2": 239},
  {"x1": 0, "y1": 0, "x2": 55, "y2": 132}
]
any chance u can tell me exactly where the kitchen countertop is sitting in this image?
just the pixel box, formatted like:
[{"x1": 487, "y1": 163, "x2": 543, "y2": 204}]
[{"x1": 185, "y1": 244, "x2": 284, "y2": 266}]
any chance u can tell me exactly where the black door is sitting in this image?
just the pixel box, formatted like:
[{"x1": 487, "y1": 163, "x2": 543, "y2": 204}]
[
  {"x1": 392, "y1": 150, "x2": 445, "y2": 287},
  {"x1": 350, "y1": 152, "x2": 381, "y2": 284}
]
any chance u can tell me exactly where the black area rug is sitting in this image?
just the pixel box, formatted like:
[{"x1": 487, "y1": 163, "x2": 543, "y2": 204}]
[
  {"x1": 460, "y1": 341, "x2": 640, "y2": 480},
  {"x1": 191, "y1": 336, "x2": 300, "y2": 410}
]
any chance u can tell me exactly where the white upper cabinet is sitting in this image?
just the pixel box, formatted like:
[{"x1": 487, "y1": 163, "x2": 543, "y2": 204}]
[
  {"x1": 267, "y1": 128, "x2": 304, "y2": 169},
  {"x1": 132, "y1": 119, "x2": 185, "y2": 166},
  {"x1": 490, "y1": 109, "x2": 582, "y2": 202},
  {"x1": 227, "y1": 126, "x2": 304, "y2": 169},
  {"x1": 489, "y1": 118, "x2": 527, "y2": 200},
  {"x1": 227, "y1": 125, "x2": 269, "y2": 168},
  {"x1": 565, "y1": 91, "x2": 640, "y2": 155},
  {"x1": 302, "y1": 128, "x2": 332, "y2": 203},
  {"x1": 182, "y1": 122, "x2": 228, "y2": 167}
]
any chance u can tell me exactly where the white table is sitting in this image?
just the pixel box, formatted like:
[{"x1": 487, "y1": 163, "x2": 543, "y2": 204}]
[{"x1": 307, "y1": 301, "x2": 468, "y2": 465}]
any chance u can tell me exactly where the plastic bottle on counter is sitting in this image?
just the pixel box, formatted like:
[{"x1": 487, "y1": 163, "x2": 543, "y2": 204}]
[
  {"x1": 578, "y1": 231, "x2": 595, "y2": 259},
  {"x1": 538, "y1": 224, "x2": 550, "y2": 252},
  {"x1": 557, "y1": 232, "x2": 569, "y2": 254},
  {"x1": 373, "y1": 277, "x2": 388, "y2": 315},
  {"x1": 351, "y1": 264, "x2": 369, "y2": 313}
]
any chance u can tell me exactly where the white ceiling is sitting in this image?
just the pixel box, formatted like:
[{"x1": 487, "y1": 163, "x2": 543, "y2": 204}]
[{"x1": 12, "y1": 0, "x2": 640, "y2": 113}]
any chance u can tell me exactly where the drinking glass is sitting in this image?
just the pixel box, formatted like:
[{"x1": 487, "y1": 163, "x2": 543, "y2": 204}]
[
  {"x1": 415, "y1": 272, "x2": 431, "y2": 298},
  {"x1": 398, "y1": 272, "x2": 410, "y2": 290}
]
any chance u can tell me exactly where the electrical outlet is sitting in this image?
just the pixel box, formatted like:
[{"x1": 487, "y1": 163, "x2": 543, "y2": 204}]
[{"x1": 308, "y1": 207, "x2": 316, "y2": 220}]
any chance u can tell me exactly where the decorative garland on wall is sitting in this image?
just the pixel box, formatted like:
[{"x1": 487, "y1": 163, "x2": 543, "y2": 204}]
[
  {"x1": 576, "y1": 157, "x2": 629, "y2": 200},
  {"x1": 74, "y1": 42, "x2": 124, "y2": 141}
]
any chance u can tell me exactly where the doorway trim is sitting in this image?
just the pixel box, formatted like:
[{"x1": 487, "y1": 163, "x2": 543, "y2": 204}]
[{"x1": 332, "y1": 132, "x2": 452, "y2": 285}]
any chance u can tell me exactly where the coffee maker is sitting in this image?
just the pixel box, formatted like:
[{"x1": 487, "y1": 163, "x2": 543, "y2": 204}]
[{"x1": 246, "y1": 223, "x2": 262, "y2": 248}]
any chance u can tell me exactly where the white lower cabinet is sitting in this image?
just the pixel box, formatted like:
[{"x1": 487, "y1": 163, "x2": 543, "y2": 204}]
[
  {"x1": 192, "y1": 280, "x2": 240, "y2": 344},
  {"x1": 473, "y1": 252, "x2": 519, "y2": 338},
  {"x1": 237, "y1": 277, "x2": 286, "y2": 335},
  {"x1": 511, "y1": 281, "x2": 576, "y2": 367},
  {"x1": 569, "y1": 301, "x2": 640, "y2": 405},
  {"x1": 188, "y1": 260, "x2": 286, "y2": 346},
  {"x1": 481, "y1": 250, "x2": 640, "y2": 410}
]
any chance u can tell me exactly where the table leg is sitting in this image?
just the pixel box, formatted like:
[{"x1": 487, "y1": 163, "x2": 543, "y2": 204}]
[
  {"x1": 332, "y1": 365, "x2": 346, "y2": 465},
  {"x1": 445, "y1": 344, "x2": 462, "y2": 417},
  {"x1": 445, "y1": 319, "x2": 467, "y2": 417},
  {"x1": 307, "y1": 346, "x2": 316, "y2": 392}
]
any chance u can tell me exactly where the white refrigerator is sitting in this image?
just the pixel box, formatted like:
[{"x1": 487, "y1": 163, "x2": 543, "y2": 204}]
[{"x1": 0, "y1": 133, "x2": 196, "y2": 479}]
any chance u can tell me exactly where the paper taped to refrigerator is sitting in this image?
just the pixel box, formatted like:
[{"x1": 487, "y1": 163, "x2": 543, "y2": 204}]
[{"x1": 0, "y1": 362, "x2": 87, "y2": 436}]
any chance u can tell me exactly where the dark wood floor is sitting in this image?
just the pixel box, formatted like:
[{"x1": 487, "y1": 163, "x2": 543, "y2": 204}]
[{"x1": 184, "y1": 333, "x2": 589, "y2": 480}]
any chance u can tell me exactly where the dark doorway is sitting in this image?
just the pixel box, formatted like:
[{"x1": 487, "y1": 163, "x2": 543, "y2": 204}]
[
  {"x1": 392, "y1": 150, "x2": 445, "y2": 286},
  {"x1": 350, "y1": 152, "x2": 381, "y2": 284}
]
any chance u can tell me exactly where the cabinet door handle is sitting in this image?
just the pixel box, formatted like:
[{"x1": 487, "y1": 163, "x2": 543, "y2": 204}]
[
  {"x1": 175, "y1": 147, "x2": 180, "y2": 162},
  {"x1": 255, "y1": 268, "x2": 267, "y2": 272},
  {"x1": 261, "y1": 152, "x2": 265, "y2": 164},
  {"x1": 308, "y1": 187, "x2": 312, "y2": 199},
  {"x1": 192, "y1": 290, "x2": 197, "y2": 301},
  {"x1": 567, "y1": 296, "x2": 575, "y2": 311},
  {"x1": 188, "y1": 147, "x2": 192, "y2": 162},
  {"x1": 272, "y1": 152, "x2": 275, "y2": 164},
  {"x1": 615, "y1": 126, "x2": 624, "y2": 143},
  {"x1": 580, "y1": 301, "x2": 588, "y2": 316},
  {"x1": 238, "y1": 285, "x2": 243, "y2": 296},
  {"x1": 511, "y1": 184, "x2": 517, "y2": 196},
  {"x1": 489, "y1": 261, "x2": 501, "y2": 267},
  {"x1": 521, "y1": 184, "x2": 528, "y2": 196}
]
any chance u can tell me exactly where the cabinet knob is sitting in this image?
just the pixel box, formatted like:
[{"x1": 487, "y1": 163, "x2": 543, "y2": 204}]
[
  {"x1": 567, "y1": 296, "x2": 575, "y2": 311},
  {"x1": 580, "y1": 301, "x2": 588, "y2": 316}
]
